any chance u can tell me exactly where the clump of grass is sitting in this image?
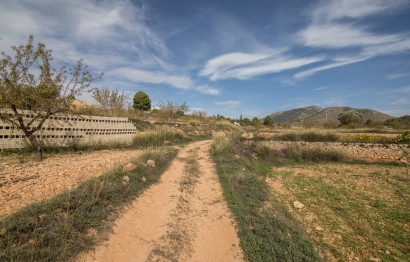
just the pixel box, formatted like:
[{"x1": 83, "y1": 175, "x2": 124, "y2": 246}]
[
  {"x1": 132, "y1": 126, "x2": 189, "y2": 147},
  {"x1": 273, "y1": 131, "x2": 340, "y2": 142},
  {"x1": 254, "y1": 142, "x2": 347, "y2": 164},
  {"x1": 0, "y1": 149, "x2": 178, "y2": 261},
  {"x1": 212, "y1": 137, "x2": 321, "y2": 261}
]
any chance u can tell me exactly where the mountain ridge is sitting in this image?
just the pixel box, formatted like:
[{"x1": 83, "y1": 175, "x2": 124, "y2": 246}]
[{"x1": 269, "y1": 106, "x2": 394, "y2": 124}]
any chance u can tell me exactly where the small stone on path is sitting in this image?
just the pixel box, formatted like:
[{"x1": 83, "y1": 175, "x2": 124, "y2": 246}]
[{"x1": 293, "y1": 201, "x2": 305, "y2": 209}]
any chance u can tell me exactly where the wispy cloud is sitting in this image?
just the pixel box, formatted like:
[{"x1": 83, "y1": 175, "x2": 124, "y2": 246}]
[
  {"x1": 313, "y1": 86, "x2": 328, "y2": 91},
  {"x1": 201, "y1": 50, "x2": 322, "y2": 80},
  {"x1": 195, "y1": 85, "x2": 220, "y2": 95},
  {"x1": 389, "y1": 97, "x2": 410, "y2": 105},
  {"x1": 214, "y1": 100, "x2": 241, "y2": 108},
  {"x1": 294, "y1": 0, "x2": 410, "y2": 79},
  {"x1": 386, "y1": 73, "x2": 410, "y2": 80}
]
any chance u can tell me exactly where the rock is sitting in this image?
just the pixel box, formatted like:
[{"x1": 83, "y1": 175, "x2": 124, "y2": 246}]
[
  {"x1": 147, "y1": 159, "x2": 156, "y2": 167},
  {"x1": 370, "y1": 258, "x2": 380, "y2": 262},
  {"x1": 385, "y1": 250, "x2": 390, "y2": 255},
  {"x1": 234, "y1": 155, "x2": 240, "y2": 159},
  {"x1": 142, "y1": 176, "x2": 146, "y2": 182},
  {"x1": 122, "y1": 163, "x2": 136, "y2": 173},
  {"x1": 315, "y1": 226, "x2": 323, "y2": 231},
  {"x1": 293, "y1": 201, "x2": 305, "y2": 209},
  {"x1": 122, "y1": 176, "x2": 130, "y2": 184}
]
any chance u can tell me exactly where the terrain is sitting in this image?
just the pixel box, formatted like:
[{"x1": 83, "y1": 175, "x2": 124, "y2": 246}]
[{"x1": 270, "y1": 106, "x2": 394, "y2": 124}]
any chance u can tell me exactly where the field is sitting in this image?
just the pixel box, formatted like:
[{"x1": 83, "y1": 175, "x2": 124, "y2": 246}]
[{"x1": 1, "y1": 124, "x2": 409, "y2": 261}]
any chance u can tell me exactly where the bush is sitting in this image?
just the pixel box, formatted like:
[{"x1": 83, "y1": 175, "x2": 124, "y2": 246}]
[
  {"x1": 274, "y1": 131, "x2": 339, "y2": 142},
  {"x1": 395, "y1": 131, "x2": 410, "y2": 144}
]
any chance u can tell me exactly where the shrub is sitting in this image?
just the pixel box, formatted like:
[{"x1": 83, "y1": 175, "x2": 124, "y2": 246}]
[
  {"x1": 395, "y1": 131, "x2": 410, "y2": 144},
  {"x1": 132, "y1": 126, "x2": 187, "y2": 147}
]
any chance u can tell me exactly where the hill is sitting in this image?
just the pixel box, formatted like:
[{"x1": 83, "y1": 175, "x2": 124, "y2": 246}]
[{"x1": 270, "y1": 106, "x2": 394, "y2": 125}]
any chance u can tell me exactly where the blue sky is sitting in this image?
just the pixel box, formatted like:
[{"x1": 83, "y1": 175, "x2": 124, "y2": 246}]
[{"x1": 1, "y1": 0, "x2": 410, "y2": 118}]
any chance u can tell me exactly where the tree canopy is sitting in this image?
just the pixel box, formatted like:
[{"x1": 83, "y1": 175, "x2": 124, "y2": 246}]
[
  {"x1": 91, "y1": 86, "x2": 129, "y2": 116},
  {"x1": 338, "y1": 110, "x2": 363, "y2": 125},
  {"x1": 133, "y1": 91, "x2": 151, "y2": 111},
  {"x1": 0, "y1": 35, "x2": 99, "y2": 160}
]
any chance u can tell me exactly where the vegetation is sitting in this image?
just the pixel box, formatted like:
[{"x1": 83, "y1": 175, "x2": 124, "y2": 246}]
[
  {"x1": 0, "y1": 149, "x2": 178, "y2": 261},
  {"x1": 212, "y1": 135, "x2": 321, "y2": 261},
  {"x1": 272, "y1": 131, "x2": 340, "y2": 143},
  {"x1": 91, "y1": 86, "x2": 130, "y2": 116},
  {"x1": 156, "y1": 100, "x2": 189, "y2": 118},
  {"x1": 338, "y1": 110, "x2": 363, "y2": 125},
  {"x1": 263, "y1": 115, "x2": 273, "y2": 126},
  {"x1": 273, "y1": 163, "x2": 410, "y2": 261},
  {"x1": 133, "y1": 91, "x2": 151, "y2": 111},
  {"x1": 385, "y1": 115, "x2": 410, "y2": 129},
  {"x1": 132, "y1": 126, "x2": 189, "y2": 147},
  {"x1": 0, "y1": 35, "x2": 100, "y2": 161}
]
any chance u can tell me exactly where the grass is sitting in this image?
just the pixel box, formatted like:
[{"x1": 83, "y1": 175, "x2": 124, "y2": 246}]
[
  {"x1": 132, "y1": 126, "x2": 190, "y2": 147},
  {"x1": 253, "y1": 142, "x2": 347, "y2": 164},
  {"x1": 212, "y1": 135, "x2": 321, "y2": 261},
  {"x1": 272, "y1": 131, "x2": 340, "y2": 142},
  {"x1": 272, "y1": 163, "x2": 410, "y2": 261},
  {"x1": 0, "y1": 148, "x2": 178, "y2": 261}
]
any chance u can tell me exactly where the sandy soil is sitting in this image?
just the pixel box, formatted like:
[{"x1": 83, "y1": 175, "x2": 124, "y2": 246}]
[
  {"x1": 0, "y1": 149, "x2": 142, "y2": 218},
  {"x1": 78, "y1": 140, "x2": 244, "y2": 262}
]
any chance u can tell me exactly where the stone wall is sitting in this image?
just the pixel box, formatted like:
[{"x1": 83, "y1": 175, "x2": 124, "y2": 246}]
[
  {"x1": 265, "y1": 141, "x2": 409, "y2": 162},
  {"x1": 0, "y1": 113, "x2": 137, "y2": 150}
]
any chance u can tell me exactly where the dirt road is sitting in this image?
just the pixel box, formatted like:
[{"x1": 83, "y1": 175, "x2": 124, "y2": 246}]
[{"x1": 79, "y1": 140, "x2": 244, "y2": 262}]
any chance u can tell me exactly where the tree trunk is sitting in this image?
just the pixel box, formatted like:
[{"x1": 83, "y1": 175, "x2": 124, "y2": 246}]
[{"x1": 27, "y1": 133, "x2": 43, "y2": 161}]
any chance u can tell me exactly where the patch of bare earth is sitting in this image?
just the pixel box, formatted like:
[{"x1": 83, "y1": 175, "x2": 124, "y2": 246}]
[
  {"x1": 0, "y1": 149, "x2": 142, "y2": 218},
  {"x1": 78, "y1": 140, "x2": 244, "y2": 262}
]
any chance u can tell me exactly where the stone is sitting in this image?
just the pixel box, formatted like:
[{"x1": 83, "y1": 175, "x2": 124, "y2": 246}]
[
  {"x1": 142, "y1": 176, "x2": 146, "y2": 182},
  {"x1": 315, "y1": 226, "x2": 323, "y2": 231},
  {"x1": 86, "y1": 228, "x2": 98, "y2": 238},
  {"x1": 122, "y1": 176, "x2": 130, "y2": 184},
  {"x1": 122, "y1": 163, "x2": 136, "y2": 173},
  {"x1": 293, "y1": 201, "x2": 305, "y2": 209},
  {"x1": 147, "y1": 159, "x2": 156, "y2": 167},
  {"x1": 369, "y1": 258, "x2": 380, "y2": 262}
]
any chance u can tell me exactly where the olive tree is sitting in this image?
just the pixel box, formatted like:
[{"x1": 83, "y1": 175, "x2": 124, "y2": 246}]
[{"x1": 0, "y1": 36, "x2": 99, "y2": 161}]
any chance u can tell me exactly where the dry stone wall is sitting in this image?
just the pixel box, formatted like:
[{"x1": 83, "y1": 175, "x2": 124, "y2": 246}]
[
  {"x1": 0, "y1": 113, "x2": 137, "y2": 150},
  {"x1": 265, "y1": 141, "x2": 409, "y2": 162}
]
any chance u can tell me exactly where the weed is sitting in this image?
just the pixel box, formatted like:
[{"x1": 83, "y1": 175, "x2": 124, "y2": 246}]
[
  {"x1": 132, "y1": 126, "x2": 189, "y2": 147},
  {"x1": 212, "y1": 137, "x2": 321, "y2": 261}
]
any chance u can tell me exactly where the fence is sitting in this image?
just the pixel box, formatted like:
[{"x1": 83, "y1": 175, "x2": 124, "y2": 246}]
[{"x1": 0, "y1": 113, "x2": 137, "y2": 150}]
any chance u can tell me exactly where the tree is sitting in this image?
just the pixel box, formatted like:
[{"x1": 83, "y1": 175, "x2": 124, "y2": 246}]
[
  {"x1": 251, "y1": 117, "x2": 262, "y2": 127},
  {"x1": 91, "y1": 86, "x2": 129, "y2": 116},
  {"x1": 338, "y1": 110, "x2": 363, "y2": 125},
  {"x1": 263, "y1": 115, "x2": 273, "y2": 126},
  {"x1": 156, "y1": 100, "x2": 189, "y2": 118},
  {"x1": 0, "y1": 36, "x2": 99, "y2": 161},
  {"x1": 133, "y1": 91, "x2": 151, "y2": 111}
]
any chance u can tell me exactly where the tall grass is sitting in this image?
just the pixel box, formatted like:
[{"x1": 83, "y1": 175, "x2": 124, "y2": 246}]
[
  {"x1": 254, "y1": 142, "x2": 347, "y2": 163},
  {"x1": 212, "y1": 136, "x2": 321, "y2": 261},
  {"x1": 0, "y1": 149, "x2": 178, "y2": 261},
  {"x1": 132, "y1": 126, "x2": 189, "y2": 147}
]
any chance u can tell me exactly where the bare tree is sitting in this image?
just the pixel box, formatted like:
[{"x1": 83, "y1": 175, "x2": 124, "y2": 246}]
[
  {"x1": 91, "y1": 86, "x2": 130, "y2": 116},
  {"x1": 0, "y1": 35, "x2": 100, "y2": 160}
]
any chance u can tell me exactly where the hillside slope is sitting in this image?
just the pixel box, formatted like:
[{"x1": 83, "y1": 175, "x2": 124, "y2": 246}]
[{"x1": 270, "y1": 106, "x2": 393, "y2": 124}]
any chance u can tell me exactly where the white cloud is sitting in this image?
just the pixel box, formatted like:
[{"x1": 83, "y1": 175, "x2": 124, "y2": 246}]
[
  {"x1": 214, "y1": 100, "x2": 241, "y2": 108},
  {"x1": 300, "y1": 23, "x2": 402, "y2": 48},
  {"x1": 201, "y1": 51, "x2": 322, "y2": 81},
  {"x1": 108, "y1": 68, "x2": 193, "y2": 89},
  {"x1": 389, "y1": 97, "x2": 410, "y2": 105},
  {"x1": 294, "y1": 56, "x2": 367, "y2": 79},
  {"x1": 312, "y1": 0, "x2": 407, "y2": 22},
  {"x1": 195, "y1": 85, "x2": 220, "y2": 95},
  {"x1": 313, "y1": 86, "x2": 328, "y2": 91},
  {"x1": 386, "y1": 73, "x2": 410, "y2": 80}
]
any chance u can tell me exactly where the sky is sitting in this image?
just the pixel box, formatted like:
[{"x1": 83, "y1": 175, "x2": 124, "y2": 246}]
[{"x1": 0, "y1": 0, "x2": 410, "y2": 118}]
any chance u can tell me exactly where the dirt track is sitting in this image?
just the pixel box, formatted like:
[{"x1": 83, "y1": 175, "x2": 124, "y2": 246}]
[{"x1": 79, "y1": 140, "x2": 244, "y2": 262}]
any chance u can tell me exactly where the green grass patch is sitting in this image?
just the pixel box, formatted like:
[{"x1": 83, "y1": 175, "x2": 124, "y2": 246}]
[
  {"x1": 0, "y1": 148, "x2": 178, "y2": 261},
  {"x1": 273, "y1": 163, "x2": 410, "y2": 261},
  {"x1": 132, "y1": 126, "x2": 190, "y2": 147},
  {"x1": 212, "y1": 136, "x2": 321, "y2": 261}
]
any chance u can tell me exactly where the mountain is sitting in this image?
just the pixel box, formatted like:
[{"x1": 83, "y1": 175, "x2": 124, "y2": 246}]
[{"x1": 269, "y1": 106, "x2": 394, "y2": 125}]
